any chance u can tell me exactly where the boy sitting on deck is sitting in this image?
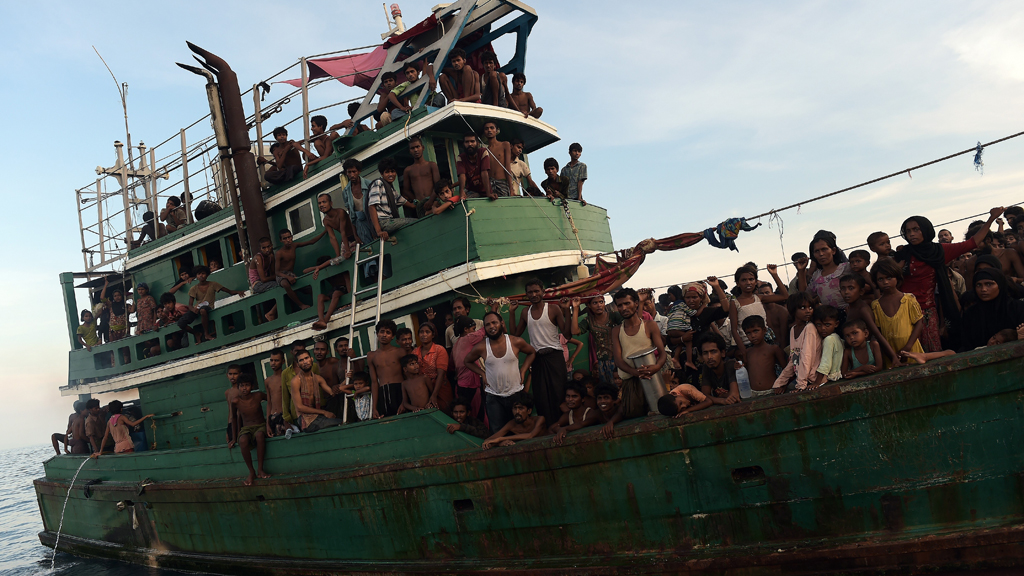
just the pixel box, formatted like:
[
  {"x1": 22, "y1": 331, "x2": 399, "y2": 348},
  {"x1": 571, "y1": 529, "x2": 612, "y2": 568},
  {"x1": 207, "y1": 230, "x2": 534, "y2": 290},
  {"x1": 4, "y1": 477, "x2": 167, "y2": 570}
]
[
  {"x1": 548, "y1": 382, "x2": 600, "y2": 445},
  {"x1": 593, "y1": 384, "x2": 620, "y2": 425},
  {"x1": 508, "y1": 73, "x2": 543, "y2": 119},
  {"x1": 227, "y1": 373, "x2": 272, "y2": 486},
  {"x1": 430, "y1": 179, "x2": 461, "y2": 215},
  {"x1": 399, "y1": 355, "x2": 430, "y2": 413},
  {"x1": 699, "y1": 334, "x2": 741, "y2": 405},
  {"x1": 340, "y1": 371, "x2": 374, "y2": 422},
  {"x1": 446, "y1": 399, "x2": 489, "y2": 439},
  {"x1": 540, "y1": 158, "x2": 571, "y2": 201},
  {"x1": 481, "y1": 392, "x2": 546, "y2": 450},
  {"x1": 178, "y1": 265, "x2": 246, "y2": 343},
  {"x1": 258, "y1": 127, "x2": 313, "y2": 186},
  {"x1": 739, "y1": 315, "x2": 786, "y2": 398}
]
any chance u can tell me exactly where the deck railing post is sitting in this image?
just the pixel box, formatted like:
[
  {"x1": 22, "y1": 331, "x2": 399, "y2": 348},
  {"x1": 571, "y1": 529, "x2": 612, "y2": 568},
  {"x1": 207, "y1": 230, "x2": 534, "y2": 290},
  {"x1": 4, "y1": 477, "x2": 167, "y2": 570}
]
[
  {"x1": 116, "y1": 142, "x2": 132, "y2": 253},
  {"x1": 180, "y1": 129, "x2": 191, "y2": 219},
  {"x1": 253, "y1": 84, "x2": 266, "y2": 186},
  {"x1": 301, "y1": 57, "x2": 310, "y2": 155},
  {"x1": 149, "y1": 147, "x2": 161, "y2": 238},
  {"x1": 96, "y1": 178, "x2": 105, "y2": 266}
]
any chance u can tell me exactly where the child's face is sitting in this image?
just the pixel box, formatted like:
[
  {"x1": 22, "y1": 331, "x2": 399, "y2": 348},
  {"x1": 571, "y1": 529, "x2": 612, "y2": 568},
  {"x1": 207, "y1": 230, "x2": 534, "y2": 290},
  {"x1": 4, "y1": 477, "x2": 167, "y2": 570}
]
[
  {"x1": 196, "y1": 271, "x2": 209, "y2": 282},
  {"x1": 482, "y1": 123, "x2": 498, "y2": 139},
  {"x1": 438, "y1": 187, "x2": 453, "y2": 201},
  {"x1": 870, "y1": 235, "x2": 891, "y2": 254},
  {"x1": 701, "y1": 343, "x2": 723, "y2": 369},
  {"x1": 545, "y1": 166, "x2": 558, "y2": 178},
  {"x1": 572, "y1": 372, "x2": 584, "y2": 381},
  {"x1": 794, "y1": 302, "x2": 814, "y2": 323},
  {"x1": 737, "y1": 272, "x2": 757, "y2": 294},
  {"x1": 163, "y1": 302, "x2": 175, "y2": 312},
  {"x1": 814, "y1": 318, "x2": 838, "y2": 339},
  {"x1": 513, "y1": 77, "x2": 525, "y2": 91},
  {"x1": 672, "y1": 396, "x2": 691, "y2": 413},
  {"x1": 382, "y1": 78, "x2": 396, "y2": 90},
  {"x1": 585, "y1": 382, "x2": 595, "y2": 397},
  {"x1": 260, "y1": 241, "x2": 273, "y2": 256},
  {"x1": 270, "y1": 354, "x2": 284, "y2": 371},
  {"x1": 849, "y1": 256, "x2": 868, "y2": 273},
  {"x1": 239, "y1": 381, "x2": 252, "y2": 397},
  {"x1": 512, "y1": 142, "x2": 524, "y2": 157},
  {"x1": 275, "y1": 132, "x2": 288, "y2": 144},
  {"x1": 311, "y1": 121, "x2": 324, "y2": 136},
  {"x1": 843, "y1": 326, "x2": 867, "y2": 348},
  {"x1": 876, "y1": 274, "x2": 898, "y2": 293},
  {"x1": 987, "y1": 334, "x2": 1007, "y2": 346},
  {"x1": 452, "y1": 405, "x2": 468, "y2": 423},
  {"x1": 839, "y1": 279, "x2": 862, "y2": 304},
  {"x1": 404, "y1": 359, "x2": 421, "y2": 376},
  {"x1": 382, "y1": 169, "x2": 398, "y2": 183},
  {"x1": 179, "y1": 271, "x2": 191, "y2": 282},
  {"x1": 569, "y1": 149, "x2": 581, "y2": 162},
  {"x1": 353, "y1": 378, "x2": 370, "y2": 392},
  {"x1": 565, "y1": 389, "x2": 582, "y2": 410},
  {"x1": 227, "y1": 368, "x2": 240, "y2": 385},
  {"x1": 82, "y1": 312, "x2": 94, "y2": 323},
  {"x1": 596, "y1": 394, "x2": 616, "y2": 413},
  {"x1": 743, "y1": 325, "x2": 765, "y2": 346}
]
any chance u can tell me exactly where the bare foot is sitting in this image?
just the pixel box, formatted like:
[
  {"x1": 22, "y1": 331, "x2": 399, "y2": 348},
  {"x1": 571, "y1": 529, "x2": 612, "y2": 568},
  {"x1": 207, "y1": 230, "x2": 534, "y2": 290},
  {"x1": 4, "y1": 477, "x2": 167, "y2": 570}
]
[
  {"x1": 312, "y1": 321, "x2": 327, "y2": 331},
  {"x1": 900, "y1": 350, "x2": 927, "y2": 365},
  {"x1": 204, "y1": 333, "x2": 216, "y2": 341},
  {"x1": 257, "y1": 470, "x2": 271, "y2": 479},
  {"x1": 299, "y1": 304, "x2": 311, "y2": 310},
  {"x1": 244, "y1": 473, "x2": 255, "y2": 486}
]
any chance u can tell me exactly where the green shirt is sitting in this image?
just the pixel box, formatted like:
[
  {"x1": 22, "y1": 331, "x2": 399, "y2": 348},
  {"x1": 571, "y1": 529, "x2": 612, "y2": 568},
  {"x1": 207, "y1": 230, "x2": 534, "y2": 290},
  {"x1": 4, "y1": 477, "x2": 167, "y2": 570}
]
[
  {"x1": 281, "y1": 361, "x2": 320, "y2": 423},
  {"x1": 77, "y1": 322, "x2": 99, "y2": 347},
  {"x1": 391, "y1": 81, "x2": 419, "y2": 108}
]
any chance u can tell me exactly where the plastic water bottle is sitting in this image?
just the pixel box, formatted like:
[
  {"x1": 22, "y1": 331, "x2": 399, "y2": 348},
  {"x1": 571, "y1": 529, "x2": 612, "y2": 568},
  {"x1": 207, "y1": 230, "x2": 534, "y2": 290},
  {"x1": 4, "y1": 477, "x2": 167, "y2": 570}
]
[
  {"x1": 285, "y1": 429, "x2": 293, "y2": 440},
  {"x1": 736, "y1": 362, "x2": 752, "y2": 399}
]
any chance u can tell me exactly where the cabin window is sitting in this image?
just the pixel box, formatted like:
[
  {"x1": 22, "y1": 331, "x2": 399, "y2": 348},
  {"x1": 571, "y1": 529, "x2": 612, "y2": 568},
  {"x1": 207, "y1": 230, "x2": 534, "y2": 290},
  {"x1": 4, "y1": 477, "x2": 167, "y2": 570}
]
[
  {"x1": 286, "y1": 199, "x2": 317, "y2": 239},
  {"x1": 434, "y1": 139, "x2": 455, "y2": 183},
  {"x1": 200, "y1": 240, "x2": 225, "y2": 272},
  {"x1": 220, "y1": 310, "x2": 245, "y2": 336},
  {"x1": 173, "y1": 252, "x2": 195, "y2": 279},
  {"x1": 225, "y1": 233, "x2": 245, "y2": 266}
]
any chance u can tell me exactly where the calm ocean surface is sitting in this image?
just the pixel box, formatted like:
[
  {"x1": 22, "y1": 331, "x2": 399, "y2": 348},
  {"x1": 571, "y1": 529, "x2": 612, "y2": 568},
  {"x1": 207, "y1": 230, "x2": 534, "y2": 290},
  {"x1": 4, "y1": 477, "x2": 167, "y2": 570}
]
[{"x1": 3, "y1": 444, "x2": 1019, "y2": 575}]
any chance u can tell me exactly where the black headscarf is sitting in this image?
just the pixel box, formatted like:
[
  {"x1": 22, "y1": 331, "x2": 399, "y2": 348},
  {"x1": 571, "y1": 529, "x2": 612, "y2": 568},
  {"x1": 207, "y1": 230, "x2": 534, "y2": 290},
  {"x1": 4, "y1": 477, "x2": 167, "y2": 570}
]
[
  {"x1": 894, "y1": 215, "x2": 961, "y2": 340},
  {"x1": 109, "y1": 289, "x2": 126, "y2": 316},
  {"x1": 808, "y1": 230, "x2": 848, "y2": 265},
  {"x1": 960, "y1": 268, "x2": 1024, "y2": 351}
]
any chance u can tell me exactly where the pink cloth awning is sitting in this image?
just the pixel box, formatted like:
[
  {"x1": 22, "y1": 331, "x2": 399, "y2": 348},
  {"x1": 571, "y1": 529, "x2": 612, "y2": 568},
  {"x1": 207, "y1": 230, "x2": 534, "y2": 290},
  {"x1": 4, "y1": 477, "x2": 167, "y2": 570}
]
[{"x1": 280, "y1": 46, "x2": 388, "y2": 90}]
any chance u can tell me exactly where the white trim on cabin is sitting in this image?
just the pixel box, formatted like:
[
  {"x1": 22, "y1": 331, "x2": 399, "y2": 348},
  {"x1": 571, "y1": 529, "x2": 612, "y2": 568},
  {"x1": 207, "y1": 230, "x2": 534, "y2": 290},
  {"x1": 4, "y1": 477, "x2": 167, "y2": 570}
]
[
  {"x1": 124, "y1": 103, "x2": 559, "y2": 270},
  {"x1": 63, "y1": 248, "x2": 594, "y2": 397}
]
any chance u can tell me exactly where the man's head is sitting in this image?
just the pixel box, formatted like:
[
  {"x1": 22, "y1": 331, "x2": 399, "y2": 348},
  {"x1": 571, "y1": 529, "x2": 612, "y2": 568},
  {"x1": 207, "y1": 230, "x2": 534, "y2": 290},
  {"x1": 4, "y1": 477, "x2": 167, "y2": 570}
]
[
  {"x1": 463, "y1": 132, "x2": 479, "y2": 153},
  {"x1": 481, "y1": 52, "x2": 499, "y2": 72},
  {"x1": 408, "y1": 136, "x2": 424, "y2": 160},
  {"x1": 86, "y1": 398, "x2": 100, "y2": 415},
  {"x1": 295, "y1": 349, "x2": 313, "y2": 372},
  {"x1": 937, "y1": 228, "x2": 953, "y2": 243},
  {"x1": 290, "y1": 339, "x2": 308, "y2": 359},
  {"x1": 378, "y1": 157, "x2": 398, "y2": 183},
  {"x1": 311, "y1": 115, "x2": 327, "y2": 135},
  {"x1": 73, "y1": 400, "x2": 86, "y2": 414},
  {"x1": 317, "y1": 193, "x2": 333, "y2": 214},
  {"x1": 403, "y1": 62, "x2": 420, "y2": 82},
  {"x1": 395, "y1": 327, "x2": 414, "y2": 351},
  {"x1": 483, "y1": 311, "x2": 504, "y2": 340},
  {"x1": 452, "y1": 297, "x2": 472, "y2": 317},
  {"x1": 543, "y1": 157, "x2": 559, "y2": 178},
  {"x1": 524, "y1": 278, "x2": 545, "y2": 304},
  {"x1": 272, "y1": 126, "x2": 288, "y2": 143},
  {"x1": 376, "y1": 319, "x2": 398, "y2": 344},
  {"x1": 451, "y1": 400, "x2": 471, "y2": 423},
  {"x1": 510, "y1": 138, "x2": 525, "y2": 160},
  {"x1": 343, "y1": 158, "x2": 362, "y2": 180},
  {"x1": 595, "y1": 384, "x2": 618, "y2": 414},
  {"x1": 568, "y1": 142, "x2": 582, "y2": 161},
  {"x1": 564, "y1": 383, "x2": 585, "y2": 410},
  {"x1": 757, "y1": 283, "x2": 775, "y2": 298},
  {"x1": 227, "y1": 364, "x2": 241, "y2": 385},
  {"x1": 313, "y1": 340, "x2": 329, "y2": 363},
  {"x1": 700, "y1": 334, "x2": 727, "y2": 369},
  {"x1": 347, "y1": 102, "x2": 360, "y2": 119},
  {"x1": 400, "y1": 354, "x2": 420, "y2": 376},
  {"x1": 482, "y1": 122, "x2": 499, "y2": 140},
  {"x1": 167, "y1": 195, "x2": 182, "y2": 208},
  {"x1": 511, "y1": 392, "x2": 534, "y2": 422},
  {"x1": 512, "y1": 72, "x2": 526, "y2": 90},
  {"x1": 613, "y1": 288, "x2": 640, "y2": 319},
  {"x1": 449, "y1": 48, "x2": 467, "y2": 70},
  {"x1": 380, "y1": 71, "x2": 397, "y2": 90},
  {"x1": 741, "y1": 314, "x2": 767, "y2": 346},
  {"x1": 237, "y1": 372, "x2": 255, "y2": 396},
  {"x1": 269, "y1": 348, "x2": 285, "y2": 372},
  {"x1": 334, "y1": 337, "x2": 350, "y2": 357},
  {"x1": 279, "y1": 228, "x2": 294, "y2": 247}
]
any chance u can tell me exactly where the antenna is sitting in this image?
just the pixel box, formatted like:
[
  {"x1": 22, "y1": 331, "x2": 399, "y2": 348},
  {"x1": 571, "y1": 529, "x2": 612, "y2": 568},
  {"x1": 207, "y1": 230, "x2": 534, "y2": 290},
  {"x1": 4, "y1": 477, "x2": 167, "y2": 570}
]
[{"x1": 92, "y1": 46, "x2": 136, "y2": 178}]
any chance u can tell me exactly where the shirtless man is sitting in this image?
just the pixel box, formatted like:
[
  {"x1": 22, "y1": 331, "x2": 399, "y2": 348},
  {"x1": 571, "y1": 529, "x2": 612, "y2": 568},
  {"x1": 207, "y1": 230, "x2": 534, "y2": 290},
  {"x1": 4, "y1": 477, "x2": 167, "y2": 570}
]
[
  {"x1": 303, "y1": 115, "x2": 339, "y2": 176},
  {"x1": 223, "y1": 364, "x2": 242, "y2": 445},
  {"x1": 548, "y1": 382, "x2": 599, "y2": 445},
  {"x1": 275, "y1": 227, "x2": 325, "y2": 311},
  {"x1": 399, "y1": 355, "x2": 430, "y2": 413},
  {"x1": 227, "y1": 373, "x2": 271, "y2": 486},
  {"x1": 68, "y1": 403, "x2": 90, "y2": 454},
  {"x1": 482, "y1": 122, "x2": 513, "y2": 197},
  {"x1": 439, "y1": 48, "x2": 481, "y2": 103},
  {"x1": 289, "y1": 349, "x2": 341, "y2": 432},
  {"x1": 258, "y1": 127, "x2": 314, "y2": 186},
  {"x1": 264, "y1": 349, "x2": 287, "y2": 436},
  {"x1": 51, "y1": 402, "x2": 81, "y2": 455},
  {"x1": 479, "y1": 52, "x2": 509, "y2": 108},
  {"x1": 367, "y1": 319, "x2": 406, "y2": 419},
  {"x1": 481, "y1": 392, "x2": 545, "y2": 449},
  {"x1": 314, "y1": 340, "x2": 341, "y2": 392},
  {"x1": 316, "y1": 193, "x2": 354, "y2": 261},
  {"x1": 507, "y1": 72, "x2": 543, "y2": 119},
  {"x1": 401, "y1": 136, "x2": 440, "y2": 217},
  {"x1": 249, "y1": 237, "x2": 278, "y2": 294}
]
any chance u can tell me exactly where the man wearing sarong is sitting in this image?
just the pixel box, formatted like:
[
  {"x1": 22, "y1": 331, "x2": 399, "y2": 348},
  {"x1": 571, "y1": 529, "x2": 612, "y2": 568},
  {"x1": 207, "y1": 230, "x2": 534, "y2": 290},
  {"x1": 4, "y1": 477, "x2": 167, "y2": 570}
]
[{"x1": 508, "y1": 278, "x2": 571, "y2": 423}]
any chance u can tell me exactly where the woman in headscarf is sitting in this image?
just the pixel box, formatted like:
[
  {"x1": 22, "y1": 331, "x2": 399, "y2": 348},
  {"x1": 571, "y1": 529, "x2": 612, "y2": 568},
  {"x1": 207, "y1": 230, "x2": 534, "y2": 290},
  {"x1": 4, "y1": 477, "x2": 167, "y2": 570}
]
[
  {"x1": 665, "y1": 279, "x2": 732, "y2": 385},
  {"x1": 100, "y1": 277, "x2": 130, "y2": 342},
  {"x1": 798, "y1": 230, "x2": 849, "y2": 311},
  {"x1": 960, "y1": 268, "x2": 1024, "y2": 351},
  {"x1": 894, "y1": 207, "x2": 1003, "y2": 352}
]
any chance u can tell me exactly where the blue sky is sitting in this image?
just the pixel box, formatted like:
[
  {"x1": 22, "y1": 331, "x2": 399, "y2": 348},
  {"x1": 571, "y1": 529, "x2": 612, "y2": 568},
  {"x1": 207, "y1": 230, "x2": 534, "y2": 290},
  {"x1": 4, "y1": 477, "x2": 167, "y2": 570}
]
[{"x1": 3, "y1": 0, "x2": 1024, "y2": 449}]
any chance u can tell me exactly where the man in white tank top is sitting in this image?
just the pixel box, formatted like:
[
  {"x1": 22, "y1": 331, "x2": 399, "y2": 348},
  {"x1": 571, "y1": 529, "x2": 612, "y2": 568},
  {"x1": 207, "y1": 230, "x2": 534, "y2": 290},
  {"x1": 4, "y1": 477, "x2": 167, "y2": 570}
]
[
  {"x1": 465, "y1": 311, "x2": 537, "y2": 434},
  {"x1": 508, "y1": 279, "x2": 571, "y2": 424}
]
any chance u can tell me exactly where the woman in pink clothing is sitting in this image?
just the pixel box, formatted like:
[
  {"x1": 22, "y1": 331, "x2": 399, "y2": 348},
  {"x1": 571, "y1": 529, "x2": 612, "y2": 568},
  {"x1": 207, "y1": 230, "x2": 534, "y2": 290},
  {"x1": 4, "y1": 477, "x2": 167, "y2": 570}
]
[
  {"x1": 798, "y1": 230, "x2": 850, "y2": 312},
  {"x1": 93, "y1": 400, "x2": 153, "y2": 455}
]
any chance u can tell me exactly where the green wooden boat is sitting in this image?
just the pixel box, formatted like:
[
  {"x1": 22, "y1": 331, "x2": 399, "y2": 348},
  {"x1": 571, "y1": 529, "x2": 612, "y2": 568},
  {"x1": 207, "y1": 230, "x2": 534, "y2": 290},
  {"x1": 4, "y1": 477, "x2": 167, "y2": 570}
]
[{"x1": 36, "y1": 0, "x2": 1024, "y2": 573}]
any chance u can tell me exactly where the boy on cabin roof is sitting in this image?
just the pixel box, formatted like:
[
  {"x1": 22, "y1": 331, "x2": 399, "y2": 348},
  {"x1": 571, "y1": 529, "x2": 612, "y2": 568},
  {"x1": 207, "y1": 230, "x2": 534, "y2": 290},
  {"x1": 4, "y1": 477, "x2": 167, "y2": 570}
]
[
  {"x1": 560, "y1": 143, "x2": 587, "y2": 206},
  {"x1": 439, "y1": 48, "x2": 481, "y2": 104},
  {"x1": 330, "y1": 102, "x2": 370, "y2": 135},
  {"x1": 508, "y1": 72, "x2": 542, "y2": 119},
  {"x1": 161, "y1": 196, "x2": 187, "y2": 232},
  {"x1": 303, "y1": 115, "x2": 339, "y2": 176},
  {"x1": 479, "y1": 52, "x2": 509, "y2": 108},
  {"x1": 375, "y1": 71, "x2": 401, "y2": 126},
  {"x1": 258, "y1": 127, "x2": 314, "y2": 185},
  {"x1": 178, "y1": 265, "x2": 245, "y2": 343},
  {"x1": 402, "y1": 136, "x2": 440, "y2": 217},
  {"x1": 228, "y1": 373, "x2": 271, "y2": 486},
  {"x1": 388, "y1": 61, "x2": 443, "y2": 124},
  {"x1": 456, "y1": 132, "x2": 494, "y2": 199},
  {"x1": 368, "y1": 157, "x2": 416, "y2": 241}
]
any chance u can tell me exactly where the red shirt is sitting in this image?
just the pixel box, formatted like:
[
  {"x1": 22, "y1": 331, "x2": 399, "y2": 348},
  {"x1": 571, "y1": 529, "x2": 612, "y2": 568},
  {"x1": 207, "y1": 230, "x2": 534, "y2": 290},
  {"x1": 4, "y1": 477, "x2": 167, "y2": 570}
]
[
  {"x1": 456, "y1": 150, "x2": 491, "y2": 192},
  {"x1": 902, "y1": 238, "x2": 975, "y2": 310}
]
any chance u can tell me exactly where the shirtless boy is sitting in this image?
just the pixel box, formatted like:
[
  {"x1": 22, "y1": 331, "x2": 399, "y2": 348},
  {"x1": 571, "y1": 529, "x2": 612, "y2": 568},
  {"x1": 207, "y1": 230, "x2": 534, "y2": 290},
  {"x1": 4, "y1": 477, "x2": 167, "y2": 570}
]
[
  {"x1": 430, "y1": 179, "x2": 460, "y2": 215},
  {"x1": 303, "y1": 115, "x2": 339, "y2": 176},
  {"x1": 656, "y1": 383, "x2": 714, "y2": 418},
  {"x1": 739, "y1": 316, "x2": 787, "y2": 397},
  {"x1": 316, "y1": 191, "x2": 354, "y2": 256},
  {"x1": 481, "y1": 392, "x2": 546, "y2": 450},
  {"x1": 439, "y1": 48, "x2": 481, "y2": 103},
  {"x1": 548, "y1": 383, "x2": 599, "y2": 445},
  {"x1": 224, "y1": 364, "x2": 242, "y2": 444},
  {"x1": 482, "y1": 122, "x2": 513, "y2": 197},
  {"x1": 275, "y1": 227, "x2": 325, "y2": 311},
  {"x1": 593, "y1": 384, "x2": 620, "y2": 425},
  {"x1": 368, "y1": 319, "x2": 406, "y2": 418},
  {"x1": 399, "y1": 355, "x2": 430, "y2": 413},
  {"x1": 507, "y1": 72, "x2": 542, "y2": 118},
  {"x1": 68, "y1": 402, "x2": 90, "y2": 454},
  {"x1": 258, "y1": 127, "x2": 313, "y2": 185},
  {"x1": 401, "y1": 136, "x2": 440, "y2": 216},
  {"x1": 227, "y1": 373, "x2": 271, "y2": 486},
  {"x1": 480, "y1": 52, "x2": 509, "y2": 108},
  {"x1": 757, "y1": 283, "x2": 790, "y2": 349},
  {"x1": 264, "y1": 349, "x2": 287, "y2": 436}
]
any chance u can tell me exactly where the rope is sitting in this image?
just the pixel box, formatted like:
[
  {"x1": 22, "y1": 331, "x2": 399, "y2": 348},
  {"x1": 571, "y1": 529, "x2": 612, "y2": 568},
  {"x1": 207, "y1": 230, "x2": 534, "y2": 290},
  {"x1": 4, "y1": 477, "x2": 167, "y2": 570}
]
[
  {"x1": 51, "y1": 457, "x2": 91, "y2": 569},
  {"x1": 747, "y1": 130, "x2": 1024, "y2": 221}
]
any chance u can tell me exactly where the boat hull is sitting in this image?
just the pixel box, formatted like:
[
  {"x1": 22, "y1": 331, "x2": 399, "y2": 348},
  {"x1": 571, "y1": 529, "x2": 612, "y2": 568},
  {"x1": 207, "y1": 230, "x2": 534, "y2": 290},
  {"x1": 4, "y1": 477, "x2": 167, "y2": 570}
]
[{"x1": 36, "y1": 342, "x2": 1024, "y2": 574}]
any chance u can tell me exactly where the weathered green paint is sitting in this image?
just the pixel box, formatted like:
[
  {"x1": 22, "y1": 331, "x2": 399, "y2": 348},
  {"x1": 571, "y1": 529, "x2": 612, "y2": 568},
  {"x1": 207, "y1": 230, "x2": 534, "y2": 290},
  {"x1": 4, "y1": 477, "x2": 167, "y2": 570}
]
[
  {"x1": 37, "y1": 342, "x2": 1024, "y2": 574},
  {"x1": 60, "y1": 272, "x2": 80, "y2": 349}
]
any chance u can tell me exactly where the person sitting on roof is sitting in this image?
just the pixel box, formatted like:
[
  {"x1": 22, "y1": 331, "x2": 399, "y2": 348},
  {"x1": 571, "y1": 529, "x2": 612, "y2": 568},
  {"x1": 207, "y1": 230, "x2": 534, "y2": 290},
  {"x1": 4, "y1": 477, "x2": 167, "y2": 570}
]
[
  {"x1": 132, "y1": 211, "x2": 166, "y2": 247},
  {"x1": 508, "y1": 72, "x2": 542, "y2": 119},
  {"x1": 161, "y1": 196, "x2": 188, "y2": 232},
  {"x1": 439, "y1": 48, "x2": 481, "y2": 104},
  {"x1": 178, "y1": 265, "x2": 246, "y2": 343},
  {"x1": 479, "y1": 52, "x2": 509, "y2": 108},
  {"x1": 374, "y1": 72, "x2": 401, "y2": 127},
  {"x1": 388, "y1": 61, "x2": 444, "y2": 125},
  {"x1": 258, "y1": 127, "x2": 313, "y2": 186},
  {"x1": 368, "y1": 157, "x2": 416, "y2": 241},
  {"x1": 456, "y1": 132, "x2": 494, "y2": 199},
  {"x1": 329, "y1": 102, "x2": 370, "y2": 136},
  {"x1": 303, "y1": 115, "x2": 340, "y2": 176}
]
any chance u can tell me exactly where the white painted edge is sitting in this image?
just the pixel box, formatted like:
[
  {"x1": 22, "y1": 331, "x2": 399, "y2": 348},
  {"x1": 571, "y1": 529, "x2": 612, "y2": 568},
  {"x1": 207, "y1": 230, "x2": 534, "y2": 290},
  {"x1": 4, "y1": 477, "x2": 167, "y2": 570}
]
[{"x1": 63, "y1": 248, "x2": 595, "y2": 396}]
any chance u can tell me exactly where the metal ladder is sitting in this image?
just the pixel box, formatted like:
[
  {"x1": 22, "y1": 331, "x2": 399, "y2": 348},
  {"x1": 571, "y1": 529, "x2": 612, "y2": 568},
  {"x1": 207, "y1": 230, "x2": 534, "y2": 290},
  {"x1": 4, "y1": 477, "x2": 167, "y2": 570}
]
[{"x1": 341, "y1": 238, "x2": 386, "y2": 423}]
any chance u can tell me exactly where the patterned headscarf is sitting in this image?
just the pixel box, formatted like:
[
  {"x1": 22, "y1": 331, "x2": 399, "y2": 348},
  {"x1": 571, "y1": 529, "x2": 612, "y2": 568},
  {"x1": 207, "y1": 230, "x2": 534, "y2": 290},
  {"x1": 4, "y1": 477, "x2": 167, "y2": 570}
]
[{"x1": 683, "y1": 282, "x2": 710, "y2": 308}]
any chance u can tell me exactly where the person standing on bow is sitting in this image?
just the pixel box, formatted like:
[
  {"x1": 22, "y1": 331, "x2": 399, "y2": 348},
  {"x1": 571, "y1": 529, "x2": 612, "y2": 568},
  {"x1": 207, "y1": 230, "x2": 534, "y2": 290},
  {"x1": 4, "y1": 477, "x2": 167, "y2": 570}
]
[{"x1": 508, "y1": 279, "x2": 571, "y2": 424}]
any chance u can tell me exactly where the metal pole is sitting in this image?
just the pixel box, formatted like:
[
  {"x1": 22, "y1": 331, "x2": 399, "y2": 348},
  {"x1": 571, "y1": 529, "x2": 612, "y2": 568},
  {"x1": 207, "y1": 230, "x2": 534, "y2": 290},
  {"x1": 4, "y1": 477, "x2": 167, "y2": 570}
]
[
  {"x1": 149, "y1": 147, "x2": 161, "y2": 239},
  {"x1": 253, "y1": 85, "x2": 266, "y2": 185},
  {"x1": 97, "y1": 178, "x2": 105, "y2": 265},
  {"x1": 117, "y1": 141, "x2": 132, "y2": 250},
  {"x1": 77, "y1": 189, "x2": 89, "y2": 270},
  {"x1": 301, "y1": 57, "x2": 310, "y2": 154},
  {"x1": 180, "y1": 130, "x2": 191, "y2": 218},
  {"x1": 221, "y1": 157, "x2": 250, "y2": 263}
]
